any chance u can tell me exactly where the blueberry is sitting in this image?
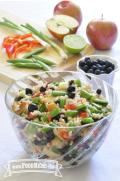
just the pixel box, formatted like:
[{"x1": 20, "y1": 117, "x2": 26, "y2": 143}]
[
  {"x1": 84, "y1": 57, "x2": 91, "y2": 63},
  {"x1": 106, "y1": 67, "x2": 113, "y2": 74},
  {"x1": 68, "y1": 92, "x2": 75, "y2": 99},
  {"x1": 40, "y1": 86, "x2": 46, "y2": 92},
  {"x1": 25, "y1": 88, "x2": 33, "y2": 95},
  {"x1": 46, "y1": 130, "x2": 55, "y2": 142},
  {"x1": 33, "y1": 139, "x2": 41, "y2": 145},
  {"x1": 67, "y1": 86, "x2": 75, "y2": 92},
  {"x1": 95, "y1": 69, "x2": 101, "y2": 75},
  {"x1": 79, "y1": 61, "x2": 85, "y2": 67},
  {"x1": 85, "y1": 59, "x2": 93, "y2": 66},
  {"x1": 96, "y1": 64, "x2": 102, "y2": 70},
  {"x1": 111, "y1": 64, "x2": 115, "y2": 70},
  {"x1": 97, "y1": 59, "x2": 105, "y2": 65},
  {"x1": 96, "y1": 89, "x2": 102, "y2": 95},
  {"x1": 59, "y1": 145, "x2": 69, "y2": 155},
  {"x1": 100, "y1": 71, "x2": 105, "y2": 74},
  {"x1": 71, "y1": 161, "x2": 78, "y2": 166},
  {"x1": 63, "y1": 155, "x2": 72, "y2": 161},
  {"x1": 92, "y1": 61, "x2": 98, "y2": 65},
  {"x1": 28, "y1": 104, "x2": 38, "y2": 112},
  {"x1": 87, "y1": 69, "x2": 93, "y2": 73},
  {"x1": 15, "y1": 96, "x2": 23, "y2": 102},
  {"x1": 102, "y1": 65, "x2": 106, "y2": 70},
  {"x1": 82, "y1": 65, "x2": 89, "y2": 72},
  {"x1": 92, "y1": 65, "x2": 97, "y2": 70}
]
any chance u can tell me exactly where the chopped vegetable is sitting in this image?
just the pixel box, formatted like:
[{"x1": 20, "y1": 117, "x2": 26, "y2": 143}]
[
  {"x1": 81, "y1": 117, "x2": 94, "y2": 125},
  {"x1": 79, "y1": 111, "x2": 89, "y2": 118},
  {"x1": 33, "y1": 55, "x2": 56, "y2": 66},
  {"x1": 23, "y1": 47, "x2": 46, "y2": 58},
  {"x1": 2, "y1": 33, "x2": 43, "y2": 59},
  {"x1": 80, "y1": 90, "x2": 93, "y2": 99},
  {"x1": 50, "y1": 108, "x2": 61, "y2": 118},
  {"x1": 52, "y1": 91, "x2": 67, "y2": 96},
  {"x1": 65, "y1": 110, "x2": 78, "y2": 117}
]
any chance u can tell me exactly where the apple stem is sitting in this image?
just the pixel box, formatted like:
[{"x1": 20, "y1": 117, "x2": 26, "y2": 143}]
[{"x1": 101, "y1": 14, "x2": 104, "y2": 20}]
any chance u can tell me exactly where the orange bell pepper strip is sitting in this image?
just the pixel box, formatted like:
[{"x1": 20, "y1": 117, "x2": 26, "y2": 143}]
[
  {"x1": 79, "y1": 111, "x2": 89, "y2": 118},
  {"x1": 64, "y1": 103, "x2": 77, "y2": 110}
]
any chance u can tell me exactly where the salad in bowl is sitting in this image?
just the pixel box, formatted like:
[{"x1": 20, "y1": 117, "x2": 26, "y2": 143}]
[{"x1": 5, "y1": 71, "x2": 117, "y2": 168}]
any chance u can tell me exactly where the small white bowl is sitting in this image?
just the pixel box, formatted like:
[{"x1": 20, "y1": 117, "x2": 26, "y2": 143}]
[{"x1": 77, "y1": 55, "x2": 119, "y2": 85}]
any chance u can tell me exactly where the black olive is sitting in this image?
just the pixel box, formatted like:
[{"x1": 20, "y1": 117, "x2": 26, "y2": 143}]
[
  {"x1": 92, "y1": 65, "x2": 97, "y2": 70},
  {"x1": 53, "y1": 114, "x2": 60, "y2": 121},
  {"x1": 82, "y1": 65, "x2": 89, "y2": 72},
  {"x1": 84, "y1": 57, "x2": 91, "y2": 63},
  {"x1": 111, "y1": 64, "x2": 115, "y2": 70},
  {"x1": 106, "y1": 67, "x2": 113, "y2": 74},
  {"x1": 63, "y1": 155, "x2": 72, "y2": 161},
  {"x1": 68, "y1": 92, "x2": 75, "y2": 99},
  {"x1": 79, "y1": 61, "x2": 85, "y2": 67},
  {"x1": 28, "y1": 104, "x2": 38, "y2": 112},
  {"x1": 87, "y1": 69, "x2": 93, "y2": 73},
  {"x1": 67, "y1": 86, "x2": 75, "y2": 92},
  {"x1": 95, "y1": 69, "x2": 101, "y2": 75},
  {"x1": 59, "y1": 145, "x2": 70, "y2": 155},
  {"x1": 96, "y1": 89, "x2": 102, "y2": 95},
  {"x1": 55, "y1": 100, "x2": 60, "y2": 105},
  {"x1": 46, "y1": 130, "x2": 55, "y2": 142},
  {"x1": 15, "y1": 96, "x2": 24, "y2": 102},
  {"x1": 25, "y1": 88, "x2": 33, "y2": 95},
  {"x1": 100, "y1": 71, "x2": 105, "y2": 74},
  {"x1": 69, "y1": 80, "x2": 74, "y2": 85},
  {"x1": 40, "y1": 86, "x2": 46, "y2": 92}
]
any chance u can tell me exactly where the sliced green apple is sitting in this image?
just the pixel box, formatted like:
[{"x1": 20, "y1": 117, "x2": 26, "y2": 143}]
[
  {"x1": 63, "y1": 34, "x2": 87, "y2": 54},
  {"x1": 46, "y1": 15, "x2": 79, "y2": 40}
]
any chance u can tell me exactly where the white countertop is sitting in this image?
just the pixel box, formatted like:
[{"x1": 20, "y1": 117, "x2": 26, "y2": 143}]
[{"x1": 0, "y1": 1, "x2": 120, "y2": 181}]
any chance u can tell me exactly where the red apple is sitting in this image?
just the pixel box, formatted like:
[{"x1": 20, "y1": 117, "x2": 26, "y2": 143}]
[
  {"x1": 46, "y1": 15, "x2": 79, "y2": 40},
  {"x1": 86, "y1": 18, "x2": 118, "y2": 50},
  {"x1": 54, "y1": 0, "x2": 82, "y2": 26}
]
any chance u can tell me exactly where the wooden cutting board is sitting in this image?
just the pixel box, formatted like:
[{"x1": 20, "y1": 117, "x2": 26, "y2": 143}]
[{"x1": 0, "y1": 10, "x2": 94, "y2": 84}]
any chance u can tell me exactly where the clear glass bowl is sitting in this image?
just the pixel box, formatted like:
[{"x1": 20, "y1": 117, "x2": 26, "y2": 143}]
[{"x1": 5, "y1": 71, "x2": 117, "y2": 168}]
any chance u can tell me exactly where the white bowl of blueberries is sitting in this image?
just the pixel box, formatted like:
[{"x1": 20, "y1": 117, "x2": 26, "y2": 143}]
[{"x1": 77, "y1": 55, "x2": 119, "y2": 85}]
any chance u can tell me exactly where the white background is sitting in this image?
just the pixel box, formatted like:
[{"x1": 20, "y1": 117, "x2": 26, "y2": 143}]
[{"x1": 0, "y1": 1, "x2": 120, "y2": 181}]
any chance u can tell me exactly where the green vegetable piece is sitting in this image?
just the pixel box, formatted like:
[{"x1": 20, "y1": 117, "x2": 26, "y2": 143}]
[
  {"x1": 42, "y1": 127, "x2": 52, "y2": 133},
  {"x1": 52, "y1": 91, "x2": 67, "y2": 96},
  {"x1": 75, "y1": 79, "x2": 81, "y2": 87},
  {"x1": 33, "y1": 55, "x2": 56, "y2": 66},
  {"x1": 23, "y1": 47, "x2": 46, "y2": 59},
  {"x1": 93, "y1": 99, "x2": 108, "y2": 106},
  {"x1": 65, "y1": 110, "x2": 78, "y2": 117},
  {"x1": 12, "y1": 62, "x2": 42, "y2": 69},
  {"x1": 32, "y1": 97, "x2": 41, "y2": 105},
  {"x1": 40, "y1": 114, "x2": 48, "y2": 122},
  {"x1": 39, "y1": 103, "x2": 47, "y2": 112},
  {"x1": 50, "y1": 108, "x2": 60, "y2": 118},
  {"x1": 68, "y1": 122, "x2": 76, "y2": 131},
  {"x1": 77, "y1": 104, "x2": 87, "y2": 111},
  {"x1": 91, "y1": 103, "x2": 102, "y2": 109},
  {"x1": 80, "y1": 90, "x2": 93, "y2": 99},
  {"x1": 81, "y1": 117, "x2": 94, "y2": 125},
  {"x1": 33, "y1": 58, "x2": 51, "y2": 71},
  {"x1": 51, "y1": 146, "x2": 60, "y2": 154},
  {"x1": 88, "y1": 105, "x2": 101, "y2": 113},
  {"x1": 60, "y1": 99, "x2": 66, "y2": 108},
  {"x1": 8, "y1": 59, "x2": 34, "y2": 64},
  {"x1": 26, "y1": 124, "x2": 37, "y2": 134}
]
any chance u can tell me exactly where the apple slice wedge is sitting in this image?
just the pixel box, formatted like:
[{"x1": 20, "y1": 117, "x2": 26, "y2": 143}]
[{"x1": 46, "y1": 15, "x2": 79, "y2": 40}]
